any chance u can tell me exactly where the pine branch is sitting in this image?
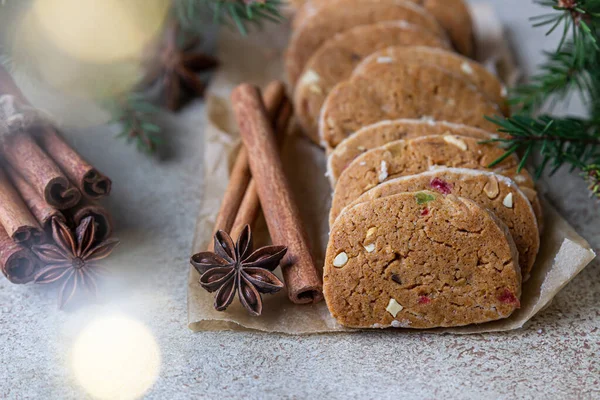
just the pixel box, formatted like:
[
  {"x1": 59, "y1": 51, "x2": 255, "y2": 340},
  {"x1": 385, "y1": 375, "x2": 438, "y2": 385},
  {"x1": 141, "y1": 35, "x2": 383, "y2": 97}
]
[
  {"x1": 490, "y1": 1, "x2": 600, "y2": 198},
  {"x1": 486, "y1": 115, "x2": 600, "y2": 182},
  {"x1": 173, "y1": 0, "x2": 284, "y2": 35},
  {"x1": 510, "y1": 1, "x2": 600, "y2": 113},
  {"x1": 105, "y1": 93, "x2": 163, "y2": 154}
]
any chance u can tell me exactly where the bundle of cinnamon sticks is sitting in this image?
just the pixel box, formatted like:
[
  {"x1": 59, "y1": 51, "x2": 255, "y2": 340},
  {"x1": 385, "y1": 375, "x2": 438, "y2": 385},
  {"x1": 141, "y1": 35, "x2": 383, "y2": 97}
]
[
  {"x1": 209, "y1": 80, "x2": 323, "y2": 305},
  {"x1": 0, "y1": 66, "x2": 114, "y2": 283}
]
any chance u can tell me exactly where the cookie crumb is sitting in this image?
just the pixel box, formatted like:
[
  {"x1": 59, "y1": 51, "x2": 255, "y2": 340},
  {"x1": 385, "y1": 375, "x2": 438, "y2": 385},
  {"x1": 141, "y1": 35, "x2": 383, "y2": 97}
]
[
  {"x1": 386, "y1": 299, "x2": 404, "y2": 317},
  {"x1": 503, "y1": 193, "x2": 514, "y2": 208},
  {"x1": 364, "y1": 243, "x2": 376, "y2": 253},
  {"x1": 333, "y1": 252, "x2": 349, "y2": 267}
]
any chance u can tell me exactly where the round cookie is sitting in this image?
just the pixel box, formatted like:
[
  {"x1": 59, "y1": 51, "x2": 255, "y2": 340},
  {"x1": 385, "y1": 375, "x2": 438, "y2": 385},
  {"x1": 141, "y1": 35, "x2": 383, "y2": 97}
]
[
  {"x1": 348, "y1": 168, "x2": 540, "y2": 279},
  {"x1": 295, "y1": 23, "x2": 450, "y2": 144},
  {"x1": 329, "y1": 135, "x2": 537, "y2": 225},
  {"x1": 292, "y1": 0, "x2": 475, "y2": 57},
  {"x1": 285, "y1": 0, "x2": 445, "y2": 85},
  {"x1": 354, "y1": 46, "x2": 509, "y2": 115},
  {"x1": 327, "y1": 119, "x2": 505, "y2": 186},
  {"x1": 324, "y1": 191, "x2": 521, "y2": 329},
  {"x1": 319, "y1": 62, "x2": 501, "y2": 149}
]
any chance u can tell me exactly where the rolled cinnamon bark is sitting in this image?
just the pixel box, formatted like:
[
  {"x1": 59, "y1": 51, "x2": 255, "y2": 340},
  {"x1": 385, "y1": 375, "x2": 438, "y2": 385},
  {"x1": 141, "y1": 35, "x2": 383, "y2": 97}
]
[
  {"x1": 208, "y1": 81, "x2": 286, "y2": 249},
  {"x1": 0, "y1": 226, "x2": 38, "y2": 284},
  {"x1": 36, "y1": 127, "x2": 112, "y2": 200},
  {"x1": 0, "y1": 66, "x2": 81, "y2": 209},
  {"x1": 67, "y1": 201, "x2": 113, "y2": 242},
  {"x1": 4, "y1": 163, "x2": 66, "y2": 231},
  {"x1": 231, "y1": 84, "x2": 323, "y2": 304},
  {"x1": 230, "y1": 97, "x2": 293, "y2": 240},
  {"x1": 1, "y1": 133, "x2": 81, "y2": 209},
  {"x1": 0, "y1": 167, "x2": 44, "y2": 245}
]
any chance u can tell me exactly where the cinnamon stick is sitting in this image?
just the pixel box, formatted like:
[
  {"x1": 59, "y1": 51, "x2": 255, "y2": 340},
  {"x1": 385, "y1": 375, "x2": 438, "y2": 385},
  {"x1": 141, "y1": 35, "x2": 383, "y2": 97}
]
[
  {"x1": 231, "y1": 84, "x2": 323, "y2": 304},
  {"x1": 0, "y1": 66, "x2": 81, "y2": 209},
  {"x1": 0, "y1": 167, "x2": 44, "y2": 245},
  {"x1": 67, "y1": 201, "x2": 113, "y2": 242},
  {"x1": 230, "y1": 98, "x2": 293, "y2": 240},
  {"x1": 208, "y1": 81, "x2": 286, "y2": 249},
  {"x1": 36, "y1": 127, "x2": 112, "y2": 200},
  {"x1": 0, "y1": 133, "x2": 81, "y2": 209},
  {"x1": 0, "y1": 226, "x2": 38, "y2": 284},
  {"x1": 4, "y1": 163, "x2": 65, "y2": 231}
]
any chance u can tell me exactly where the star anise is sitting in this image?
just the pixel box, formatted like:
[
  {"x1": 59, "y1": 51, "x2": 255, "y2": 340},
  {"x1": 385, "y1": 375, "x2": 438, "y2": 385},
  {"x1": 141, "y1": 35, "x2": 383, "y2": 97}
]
[
  {"x1": 190, "y1": 225, "x2": 286, "y2": 316},
  {"x1": 142, "y1": 22, "x2": 219, "y2": 111},
  {"x1": 31, "y1": 216, "x2": 119, "y2": 309}
]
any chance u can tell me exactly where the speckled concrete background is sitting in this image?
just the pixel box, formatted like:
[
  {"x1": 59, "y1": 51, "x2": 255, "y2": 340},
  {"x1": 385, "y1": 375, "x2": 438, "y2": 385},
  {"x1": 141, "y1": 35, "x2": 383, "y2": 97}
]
[{"x1": 0, "y1": 1, "x2": 598, "y2": 399}]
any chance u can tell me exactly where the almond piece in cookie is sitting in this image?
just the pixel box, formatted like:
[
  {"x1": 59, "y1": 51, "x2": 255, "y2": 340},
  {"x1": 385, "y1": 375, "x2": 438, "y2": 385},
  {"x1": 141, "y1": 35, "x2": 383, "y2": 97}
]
[{"x1": 324, "y1": 191, "x2": 521, "y2": 329}]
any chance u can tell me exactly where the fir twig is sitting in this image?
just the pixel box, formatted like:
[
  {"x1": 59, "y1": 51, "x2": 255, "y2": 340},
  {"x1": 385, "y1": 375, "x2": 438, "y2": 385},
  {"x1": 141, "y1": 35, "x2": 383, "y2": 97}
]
[
  {"x1": 173, "y1": 0, "x2": 284, "y2": 35},
  {"x1": 486, "y1": 115, "x2": 600, "y2": 179},
  {"x1": 491, "y1": 0, "x2": 600, "y2": 198},
  {"x1": 105, "y1": 93, "x2": 163, "y2": 154}
]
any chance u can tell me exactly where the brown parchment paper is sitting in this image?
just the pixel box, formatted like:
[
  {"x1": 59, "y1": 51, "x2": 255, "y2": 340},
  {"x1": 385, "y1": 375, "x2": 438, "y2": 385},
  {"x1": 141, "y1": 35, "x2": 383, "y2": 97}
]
[{"x1": 187, "y1": 3, "x2": 596, "y2": 334}]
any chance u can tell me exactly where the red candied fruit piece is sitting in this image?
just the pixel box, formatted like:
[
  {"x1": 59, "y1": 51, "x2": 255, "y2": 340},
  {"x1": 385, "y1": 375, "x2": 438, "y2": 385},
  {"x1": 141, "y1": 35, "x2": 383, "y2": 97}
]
[
  {"x1": 418, "y1": 296, "x2": 431, "y2": 304},
  {"x1": 498, "y1": 289, "x2": 520, "y2": 307},
  {"x1": 430, "y1": 178, "x2": 453, "y2": 194},
  {"x1": 421, "y1": 208, "x2": 429, "y2": 216}
]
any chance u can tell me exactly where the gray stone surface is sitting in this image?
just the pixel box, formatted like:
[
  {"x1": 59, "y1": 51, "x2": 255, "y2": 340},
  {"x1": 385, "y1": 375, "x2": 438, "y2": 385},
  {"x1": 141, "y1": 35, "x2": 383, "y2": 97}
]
[{"x1": 1, "y1": 1, "x2": 599, "y2": 399}]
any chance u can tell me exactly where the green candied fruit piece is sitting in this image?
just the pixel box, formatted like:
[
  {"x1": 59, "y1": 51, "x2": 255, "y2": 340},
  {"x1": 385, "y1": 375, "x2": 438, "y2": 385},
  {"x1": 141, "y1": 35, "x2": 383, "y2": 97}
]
[{"x1": 415, "y1": 192, "x2": 436, "y2": 205}]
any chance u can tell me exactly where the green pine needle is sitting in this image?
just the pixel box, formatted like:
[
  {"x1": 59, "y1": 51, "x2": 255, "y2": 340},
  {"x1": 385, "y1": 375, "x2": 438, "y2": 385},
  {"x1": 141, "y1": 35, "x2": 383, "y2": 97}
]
[
  {"x1": 492, "y1": 0, "x2": 600, "y2": 198},
  {"x1": 105, "y1": 93, "x2": 163, "y2": 154},
  {"x1": 173, "y1": 0, "x2": 284, "y2": 36},
  {"x1": 487, "y1": 115, "x2": 600, "y2": 180}
]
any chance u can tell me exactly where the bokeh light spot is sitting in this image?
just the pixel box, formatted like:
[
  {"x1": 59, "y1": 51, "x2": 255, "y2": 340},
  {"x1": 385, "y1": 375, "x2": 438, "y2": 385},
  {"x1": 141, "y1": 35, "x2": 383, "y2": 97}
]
[{"x1": 71, "y1": 315, "x2": 160, "y2": 400}]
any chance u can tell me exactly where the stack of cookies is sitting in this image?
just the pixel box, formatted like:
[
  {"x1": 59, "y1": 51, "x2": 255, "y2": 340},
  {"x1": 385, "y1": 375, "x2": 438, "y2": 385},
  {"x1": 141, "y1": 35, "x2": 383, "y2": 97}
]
[{"x1": 286, "y1": 0, "x2": 542, "y2": 329}]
